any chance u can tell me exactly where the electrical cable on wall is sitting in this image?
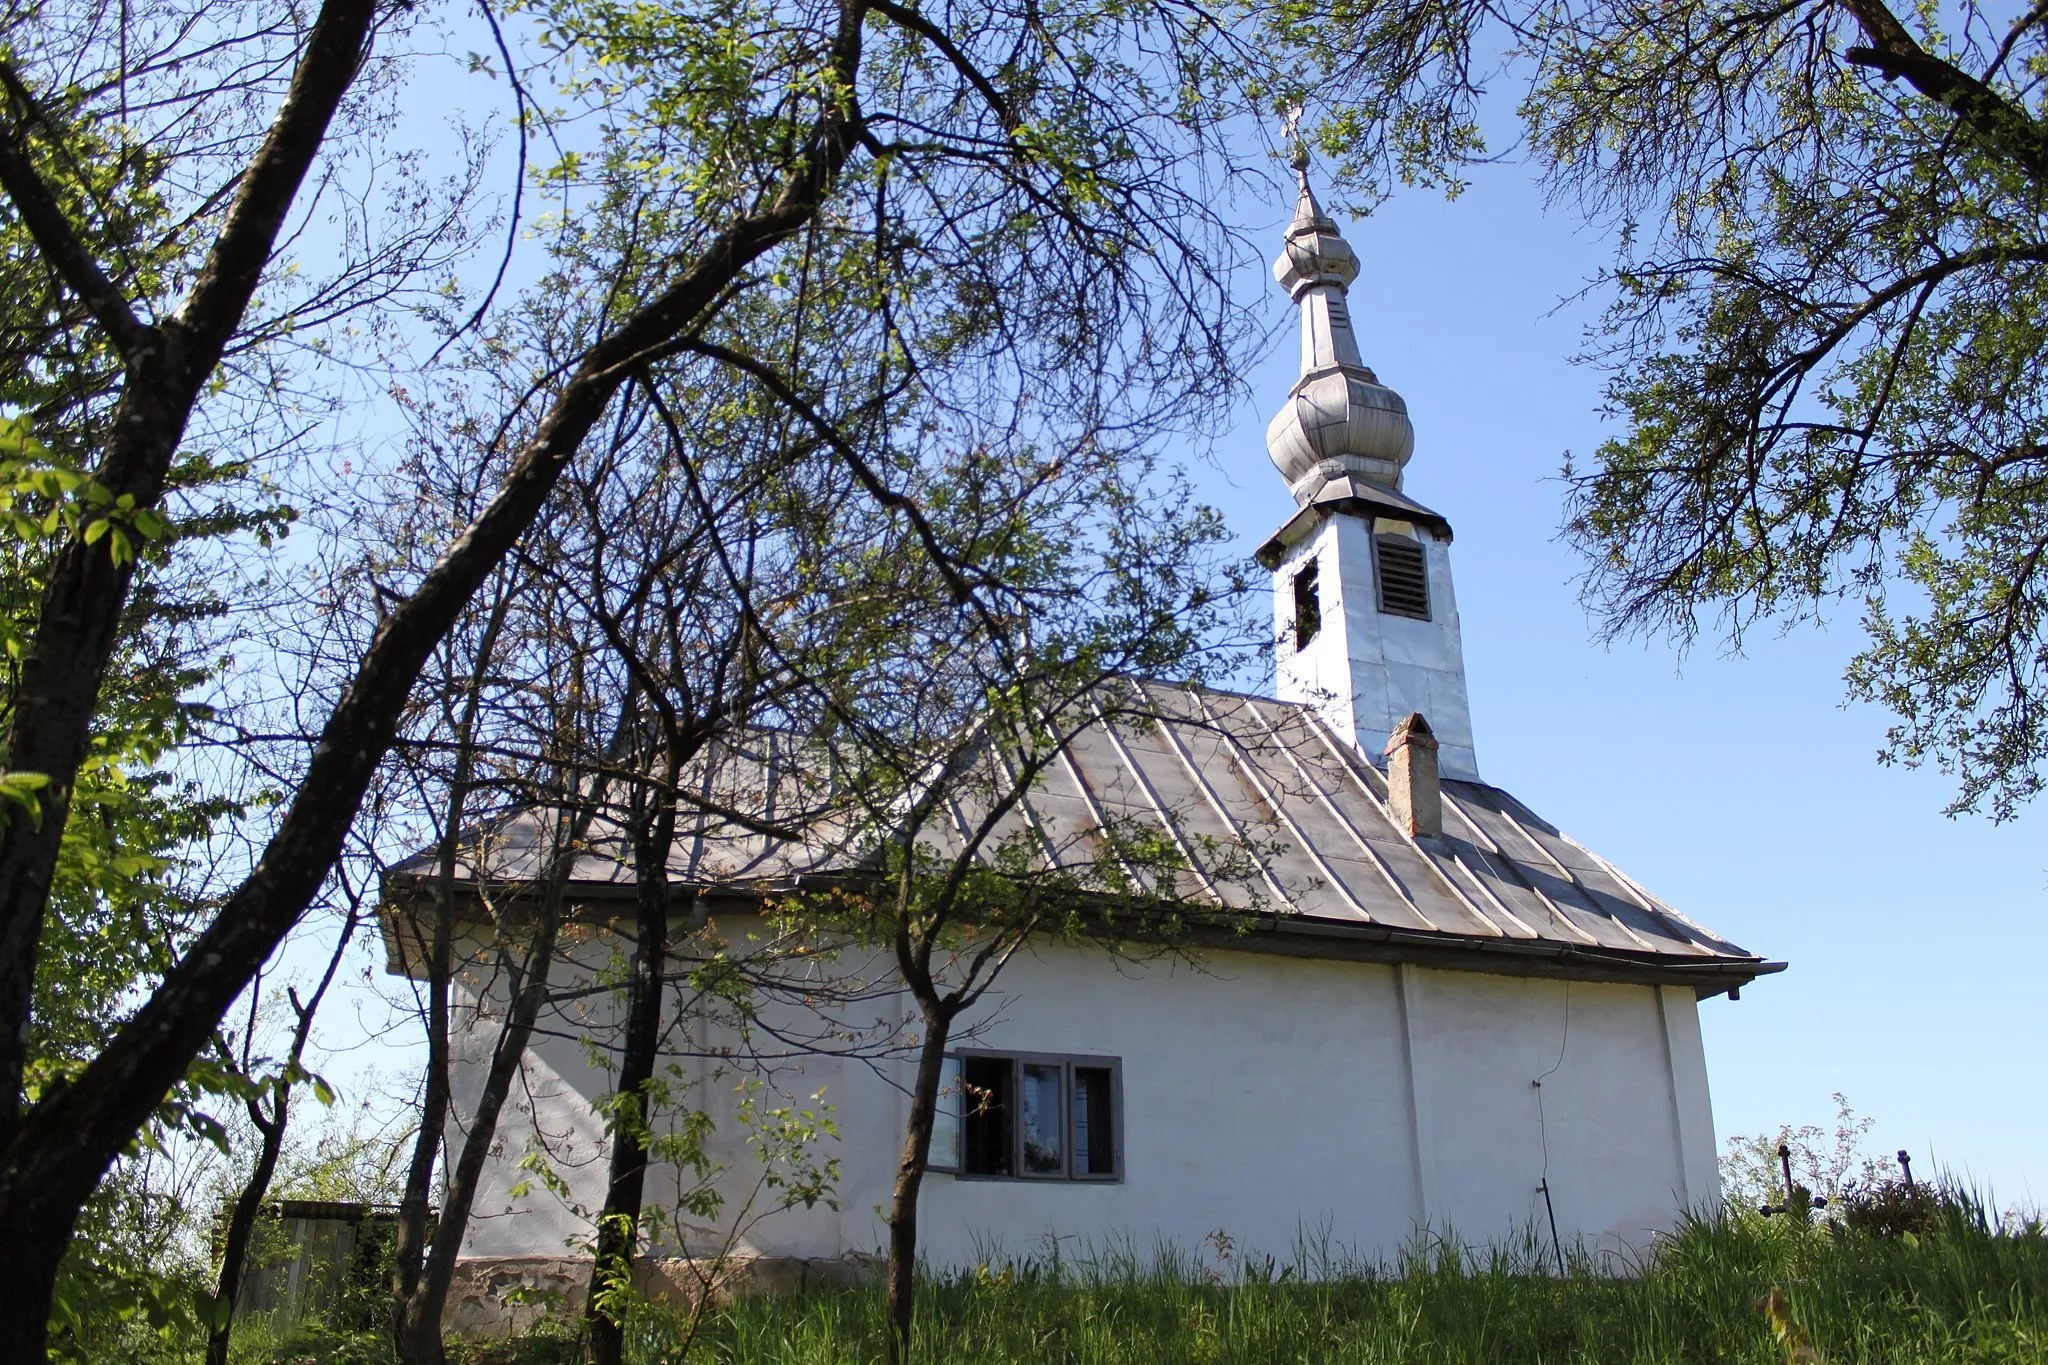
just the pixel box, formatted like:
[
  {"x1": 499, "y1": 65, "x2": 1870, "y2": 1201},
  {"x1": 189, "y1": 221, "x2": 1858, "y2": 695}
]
[{"x1": 1532, "y1": 980, "x2": 1571, "y2": 1276}]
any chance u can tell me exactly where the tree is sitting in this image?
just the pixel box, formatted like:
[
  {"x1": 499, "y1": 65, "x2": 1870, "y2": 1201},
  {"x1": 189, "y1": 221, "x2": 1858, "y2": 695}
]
[
  {"x1": 729, "y1": 425, "x2": 1260, "y2": 1361},
  {"x1": 0, "y1": 2, "x2": 475, "y2": 1349},
  {"x1": 552, "y1": 389, "x2": 791, "y2": 1365},
  {"x1": 1291, "y1": 0, "x2": 2048, "y2": 817},
  {"x1": 384, "y1": 563, "x2": 516, "y2": 1365},
  {"x1": 0, "y1": 0, "x2": 394, "y2": 1127},
  {"x1": 0, "y1": 45, "x2": 320, "y2": 1347},
  {"x1": 392, "y1": 656, "x2": 629, "y2": 1364},
  {"x1": 0, "y1": 0, "x2": 1329, "y2": 1351},
  {"x1": 3, "y1": 409, "x2": 280, "y2": 1357},
  {"x1": 373, "y1": 357, "x2": 821, "y2": 1365},
  {"x1": 203, "y1": 901, "x2": 360, "y2": 1365},
  {"x1": 375, "y1": 261, "x2": 1263, "y2": 1361}
]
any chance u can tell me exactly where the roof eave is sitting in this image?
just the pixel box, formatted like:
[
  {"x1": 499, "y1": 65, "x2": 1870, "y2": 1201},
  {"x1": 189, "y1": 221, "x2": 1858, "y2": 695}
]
[
  {"x1": 1255, "y1": 480, "x2": 1455, "y2": 569},
  {"x1": 378, "y1": 871, "x2": 1781, "y2": 999},
  {"x1": 1225, "y1": 910, "x2": 1784, "y2": 998}
]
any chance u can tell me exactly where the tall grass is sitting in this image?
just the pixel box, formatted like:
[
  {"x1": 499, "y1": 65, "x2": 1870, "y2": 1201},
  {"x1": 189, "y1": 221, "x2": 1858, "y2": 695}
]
[{"x1": 663, "y1": 1197, "x2": 2048, "y2": 1365}]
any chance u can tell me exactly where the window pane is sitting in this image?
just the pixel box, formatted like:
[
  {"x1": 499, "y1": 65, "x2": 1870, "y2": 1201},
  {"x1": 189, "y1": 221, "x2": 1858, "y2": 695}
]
[
  {"x1": 1020, "y1": 1063, "x2": 1065, "y2": 1175},
  {"x1": 1073, "y1": 1066, "x2": 1116, "y2": 1176},
  {"x1": 928, "y1": 1055, "x2": 962, "y2": 1172},
  {"x1": 962, "y1": 1057, "x2": 1013, "y2": 1176}
]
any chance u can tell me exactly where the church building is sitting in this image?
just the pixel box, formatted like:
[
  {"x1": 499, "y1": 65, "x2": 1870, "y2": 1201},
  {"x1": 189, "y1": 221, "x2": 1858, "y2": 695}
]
[{"x1": 384, "y1": 175, "x2": 1780, "y2": 1322}]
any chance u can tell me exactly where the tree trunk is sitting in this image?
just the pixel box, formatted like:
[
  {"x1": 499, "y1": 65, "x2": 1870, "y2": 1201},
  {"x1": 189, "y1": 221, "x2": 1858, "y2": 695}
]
[
  {"x1": 394, "y1": 598, "x2": 509, "y2": 1347},
  {"x1": 389, "y1": 850, "x2": 456, "y2": 1350},
  {"x1": 207, "y1": 913, "x2": 356, "y2": 1365},
  {"x1": 392, "y1": 893, "x2": 567, "y2": 1365},
  {"x1": 205, "y1": 1107, "x2": 287, "y2": 1365},
  {"x1": 583, "y1": 784, "x2": 677, "y2": 1365},
  {"x1": 394, "y1": 747, "x2": 619, "y2": 1365},
  {"x1": 884, "y1": 1002, "x2": 953, "y2": 1365}
]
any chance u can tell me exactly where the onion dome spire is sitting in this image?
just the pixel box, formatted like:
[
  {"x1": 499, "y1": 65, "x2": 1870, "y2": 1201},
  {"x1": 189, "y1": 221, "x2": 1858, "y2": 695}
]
[{"x1": 1264, "y1": 164, "x2": 1415, "y2": 501}]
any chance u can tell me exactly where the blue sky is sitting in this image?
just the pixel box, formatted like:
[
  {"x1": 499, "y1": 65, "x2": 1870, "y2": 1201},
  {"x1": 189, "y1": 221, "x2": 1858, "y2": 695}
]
[{"x1": 1198, "y1": 157, "x2": 2046, "y2": 1208}]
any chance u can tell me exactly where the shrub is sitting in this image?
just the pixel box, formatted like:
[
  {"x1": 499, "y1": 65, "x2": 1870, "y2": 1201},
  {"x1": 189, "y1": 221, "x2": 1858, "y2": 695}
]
[{"x1": 1837, "y1": 1178, "x2": 1944, "y2": 1240}]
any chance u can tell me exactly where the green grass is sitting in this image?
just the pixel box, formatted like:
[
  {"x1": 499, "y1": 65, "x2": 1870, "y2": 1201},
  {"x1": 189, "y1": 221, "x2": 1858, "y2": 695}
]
[
  {"x1": 205, "y1": 1201, "x2": 2048, "y2": 1364},
  {"x1": 661, "y1": 1204, "x2": 2048, "y2": 1365}
]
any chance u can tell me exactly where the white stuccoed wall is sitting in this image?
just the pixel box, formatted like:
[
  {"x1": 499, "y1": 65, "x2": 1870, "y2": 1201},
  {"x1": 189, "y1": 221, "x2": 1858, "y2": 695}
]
[
  {"x1": 1275, "y1": 513, "x2": 1480, "y2": 781},
  {"x1": 451, "y1": 923, "x2": 1720, "y2": 1270},
  {"x1": 447, "y1": 921, "x2": 860, "y2": 1262}
]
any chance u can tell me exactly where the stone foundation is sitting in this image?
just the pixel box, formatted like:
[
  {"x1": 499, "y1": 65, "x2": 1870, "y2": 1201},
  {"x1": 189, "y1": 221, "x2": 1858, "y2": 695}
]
[{"x1": 443, "y1": 1252, "x2": 881, "y2": 1338}]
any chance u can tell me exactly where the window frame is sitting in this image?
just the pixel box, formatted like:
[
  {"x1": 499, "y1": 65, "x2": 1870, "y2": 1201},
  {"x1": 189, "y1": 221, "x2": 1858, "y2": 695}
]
[{"x1": 926, "y1": 1049, "x2": 1124, "y2": 1183}]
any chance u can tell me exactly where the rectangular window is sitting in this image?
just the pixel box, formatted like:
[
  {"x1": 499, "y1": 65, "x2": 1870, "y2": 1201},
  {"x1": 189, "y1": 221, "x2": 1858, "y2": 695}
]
[
  {"x1": 1374, "y1": 536, "x2": 1430, "y2": 620},
  {"x1": 932, "y1": 1052, "x2": 1122, "y2": 1181},
  {"x1": 1292, "y1": 560, "x2": 1321, "y2": 649}
]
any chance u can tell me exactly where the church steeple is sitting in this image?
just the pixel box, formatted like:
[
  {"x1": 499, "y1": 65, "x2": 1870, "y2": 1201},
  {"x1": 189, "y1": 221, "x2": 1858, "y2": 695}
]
[
  {"x1": 1265, "y1": 165, "x2": 1416, "y2": 502},
  {"x1": 1258, "y1": 168, "x2": 1481, "y2": 781}
]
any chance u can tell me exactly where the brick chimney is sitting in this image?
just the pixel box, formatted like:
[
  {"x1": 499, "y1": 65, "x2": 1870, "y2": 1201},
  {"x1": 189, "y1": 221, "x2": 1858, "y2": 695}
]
[{"x1": 1384, "y1": 712, "x2": 1442, "y2": 838}]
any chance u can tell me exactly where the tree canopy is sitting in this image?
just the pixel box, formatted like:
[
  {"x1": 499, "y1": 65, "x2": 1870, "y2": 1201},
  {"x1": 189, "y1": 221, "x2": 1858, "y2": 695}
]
[{"x1": 1293, "y1": 0, "x2": 2048, "y2": 818}]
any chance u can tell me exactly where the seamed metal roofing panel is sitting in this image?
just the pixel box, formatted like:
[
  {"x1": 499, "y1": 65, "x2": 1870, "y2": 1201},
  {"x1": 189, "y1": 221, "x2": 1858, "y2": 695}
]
[{"x1": 384, "y1": 678, "x2": 1771, "y2": 982}]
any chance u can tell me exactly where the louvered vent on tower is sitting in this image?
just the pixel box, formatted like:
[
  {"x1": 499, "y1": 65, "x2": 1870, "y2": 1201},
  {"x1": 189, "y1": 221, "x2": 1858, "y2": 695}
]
[{"x1": 1374, "y1": 536, "x2": 1430, "y2": 620}]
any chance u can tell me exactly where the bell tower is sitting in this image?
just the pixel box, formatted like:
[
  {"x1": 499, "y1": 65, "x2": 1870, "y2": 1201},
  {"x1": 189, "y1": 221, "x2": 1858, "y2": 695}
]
[{"x1": 1257, "y1": 168, "x2": 1480, "y2": 781}]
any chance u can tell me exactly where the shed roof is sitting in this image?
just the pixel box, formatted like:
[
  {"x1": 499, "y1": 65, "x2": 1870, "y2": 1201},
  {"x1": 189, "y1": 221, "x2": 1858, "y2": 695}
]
[{"x1": 383, "y1": 680, "x2": 1778, "y2": 995}]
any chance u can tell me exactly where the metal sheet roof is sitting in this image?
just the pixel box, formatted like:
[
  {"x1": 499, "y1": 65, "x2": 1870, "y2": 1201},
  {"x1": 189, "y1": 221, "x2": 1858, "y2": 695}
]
[{"x1": 384, "y1": 680, "x2": 1773, "y2": 986}]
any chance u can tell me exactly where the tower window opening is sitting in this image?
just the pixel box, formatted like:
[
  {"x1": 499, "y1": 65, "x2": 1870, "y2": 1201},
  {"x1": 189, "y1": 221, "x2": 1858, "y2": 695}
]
[
  {"x1": 1292, "y1": 560, "x2": 1322, "y2": 649},
  {"x1": 1374, "y1": 536, "x2": 1430, "y2": 620}
]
